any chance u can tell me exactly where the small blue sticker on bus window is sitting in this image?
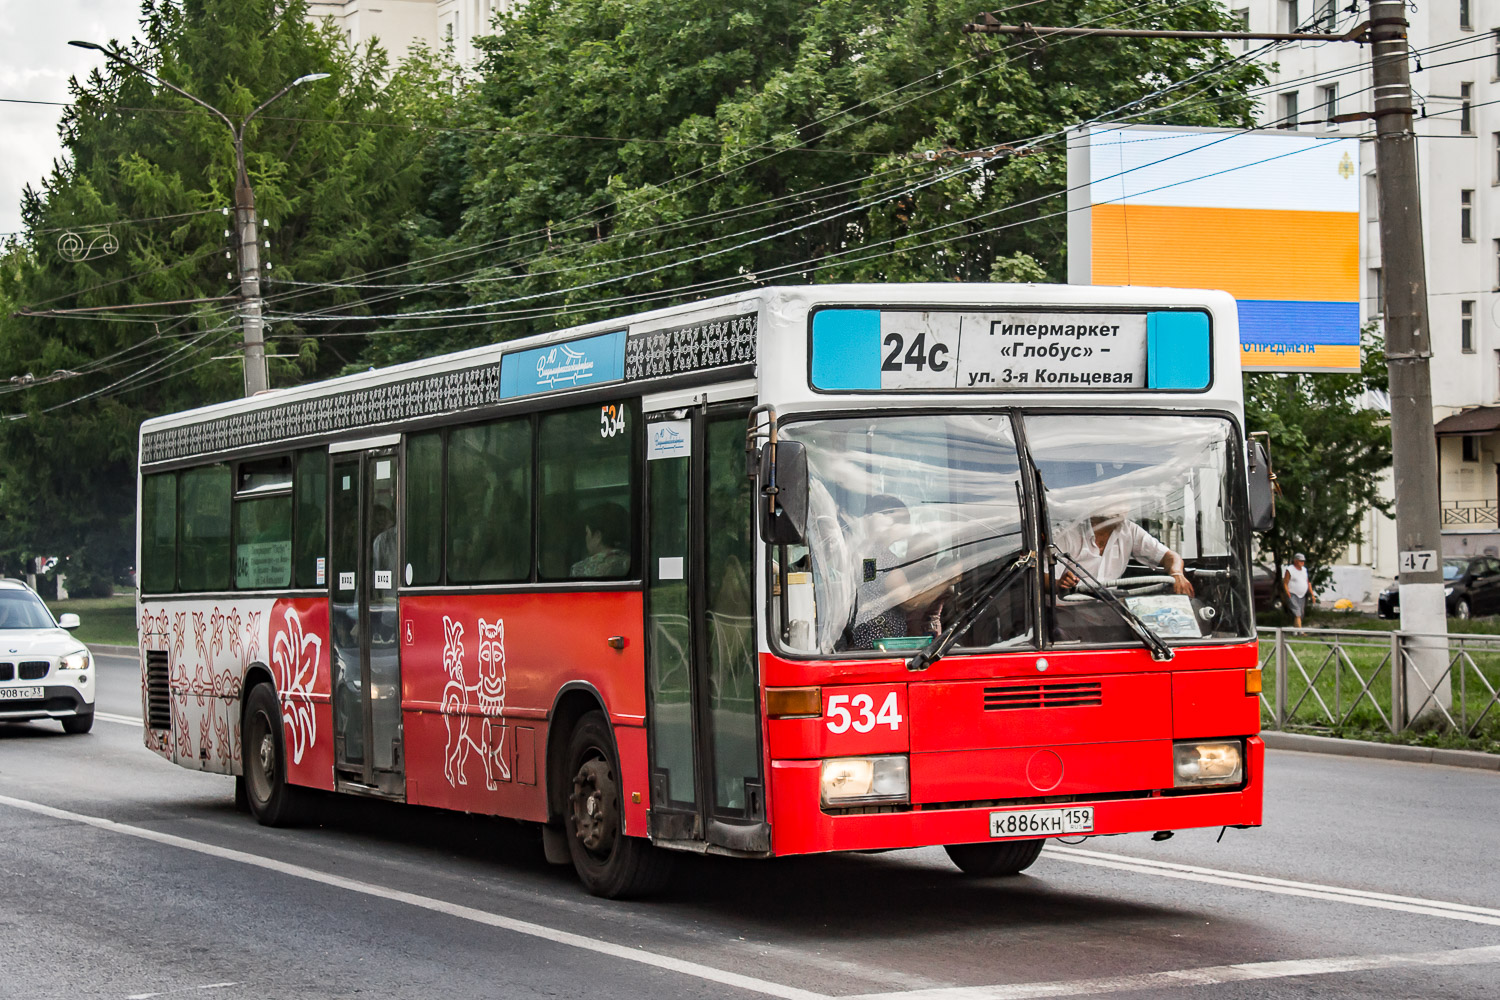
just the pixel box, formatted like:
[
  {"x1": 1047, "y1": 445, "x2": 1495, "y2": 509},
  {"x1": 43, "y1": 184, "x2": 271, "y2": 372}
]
[{"x1": 500, "y1": 330, "x2": 627, "y2": 399}]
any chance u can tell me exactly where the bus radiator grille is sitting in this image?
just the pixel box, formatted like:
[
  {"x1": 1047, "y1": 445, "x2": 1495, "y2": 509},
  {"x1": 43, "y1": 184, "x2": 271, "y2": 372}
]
[
  {"x1": 982, "y1": 681, "x2": 1103, "y2": 711},
  {"x1": 145, "y1": 651, "x2": 172, "y2": 731}
]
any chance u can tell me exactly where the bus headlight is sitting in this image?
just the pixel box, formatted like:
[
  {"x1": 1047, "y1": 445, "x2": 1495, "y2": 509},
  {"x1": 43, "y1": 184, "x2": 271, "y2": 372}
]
[
  {"x1": 1172, "y1": 741, "x2": 1243, "y2": 788},
  {"x1": 820, "y1": 755, "x2": 909, "y2": 806}
]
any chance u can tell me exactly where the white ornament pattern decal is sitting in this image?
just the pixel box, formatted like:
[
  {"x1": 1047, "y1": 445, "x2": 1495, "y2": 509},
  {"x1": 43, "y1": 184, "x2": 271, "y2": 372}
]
[
  {"x1": 440, "y1": 614, "x2": 510, "y2": 789},
  {"x1": 271, "y1": 606, "x2": 321, "y2": 765}
]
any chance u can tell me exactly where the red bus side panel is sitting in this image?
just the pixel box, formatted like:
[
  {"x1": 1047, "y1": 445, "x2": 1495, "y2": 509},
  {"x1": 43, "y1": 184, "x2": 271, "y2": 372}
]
[{"x1": 396, "y1": 591, "x2": 646, "y2": 824}]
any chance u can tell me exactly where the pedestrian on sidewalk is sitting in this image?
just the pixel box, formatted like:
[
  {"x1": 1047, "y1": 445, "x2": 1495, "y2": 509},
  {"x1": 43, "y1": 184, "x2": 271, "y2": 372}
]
[{"x1": 1283, "y1": 553, "x2": 1317, "y2": 629}]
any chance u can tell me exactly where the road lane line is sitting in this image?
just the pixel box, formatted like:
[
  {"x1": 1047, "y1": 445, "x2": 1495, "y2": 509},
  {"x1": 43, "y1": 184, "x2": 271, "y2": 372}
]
[
  {"x1": 1049, "y1": 846, "x2": 1500, "y2": 917},
  {"x1": 1044, "y1": 847, "x2": 1500, "y2": 926},
  {"x1": 846, "y1": 944, "x2": 1500, "y2": 1000},
  {"x1": 0, "y1": 794, "x2": 823, "y2": 1000},
  {"x1": 96, "y1": 711, "x2": 143, "y2": 727}
]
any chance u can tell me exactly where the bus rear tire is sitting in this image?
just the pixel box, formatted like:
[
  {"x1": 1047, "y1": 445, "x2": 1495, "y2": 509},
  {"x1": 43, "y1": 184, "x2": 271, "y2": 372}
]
[
  {"x1": 564, "y1": 710, "x2": 672, "y2": 898},
  {"x1": 944, "y1": 839, "x2": 1045, "y2": 876},
  {"x1": 242, "y1": 682, "x2": 309, "y2": 827}
]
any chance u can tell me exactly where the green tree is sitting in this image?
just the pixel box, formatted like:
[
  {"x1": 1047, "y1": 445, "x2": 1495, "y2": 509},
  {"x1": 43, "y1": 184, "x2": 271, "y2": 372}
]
[
  {"x1": 0, "y1": 0, "x2": 443, "y2": 583},
  {"x1": 1245, "y1": 327, "x2": 1392, "y2": 592},
  {"x1": 355, "y1": 0, "x2": 1265, "y2": 366}
]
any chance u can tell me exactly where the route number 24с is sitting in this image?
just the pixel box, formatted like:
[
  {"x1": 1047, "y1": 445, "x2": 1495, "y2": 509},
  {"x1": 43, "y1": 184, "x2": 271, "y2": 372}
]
[{"x1": 826, "y1": 692, "x2": 903, "y2": 733}]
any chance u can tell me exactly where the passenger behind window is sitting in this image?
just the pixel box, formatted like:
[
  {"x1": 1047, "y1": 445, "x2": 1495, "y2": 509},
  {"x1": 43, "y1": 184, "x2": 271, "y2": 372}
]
[{"x1": 571, "y1": 502, "x2": 631, "y2": 579}]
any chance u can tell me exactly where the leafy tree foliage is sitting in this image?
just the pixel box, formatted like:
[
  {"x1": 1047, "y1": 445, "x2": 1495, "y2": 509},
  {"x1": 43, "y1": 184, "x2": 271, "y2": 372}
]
[
  {"x1": 359, "y1": 0, "x2": 1266, "y2": 364},
  {"x1": 0, "y1": 0, "x2": 440, "y2": 582},
  {"x1": 1245, "y1": 328, "x2": 1392, "y2": 590}
]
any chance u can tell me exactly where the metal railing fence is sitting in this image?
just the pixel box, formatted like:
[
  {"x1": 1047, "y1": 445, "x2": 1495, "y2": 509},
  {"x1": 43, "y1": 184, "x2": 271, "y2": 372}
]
[{"x1": 1257, "y1": 627, "x2": 1500, "y2": 738}]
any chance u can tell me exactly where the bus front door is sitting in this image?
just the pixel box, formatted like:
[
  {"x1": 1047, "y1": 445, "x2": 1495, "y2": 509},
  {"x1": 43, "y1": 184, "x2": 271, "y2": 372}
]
[
  {"x1": 645, "y1": 405, "x2": 768, "y2": 853},
  {"x1": 329, "y1": 446, "x2": 406, "y2": 798}
]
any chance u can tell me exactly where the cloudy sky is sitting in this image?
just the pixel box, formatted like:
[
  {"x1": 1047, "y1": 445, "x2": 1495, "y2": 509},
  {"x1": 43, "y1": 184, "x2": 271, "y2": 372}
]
[{"x1": 0, "y1": 0, "x2": 145, "y2": 237}]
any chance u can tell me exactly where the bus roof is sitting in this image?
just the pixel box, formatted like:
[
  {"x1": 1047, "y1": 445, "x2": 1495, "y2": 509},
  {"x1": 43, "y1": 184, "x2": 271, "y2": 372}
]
[{"x1": 139, "y1": 283, "x2": 1239, "y2": 466}]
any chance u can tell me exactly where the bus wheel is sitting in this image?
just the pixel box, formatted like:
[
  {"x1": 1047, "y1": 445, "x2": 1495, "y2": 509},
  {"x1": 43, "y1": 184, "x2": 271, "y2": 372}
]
[
  {"x1": 944, "y1": 839, "x2": 1045, "y2": 876},
  {"x1": 242, "y1": 682, "x2": 308, "y2": 827},
  {"x1": 564, "y1": 710, "x2": 672, "y2": 898}
]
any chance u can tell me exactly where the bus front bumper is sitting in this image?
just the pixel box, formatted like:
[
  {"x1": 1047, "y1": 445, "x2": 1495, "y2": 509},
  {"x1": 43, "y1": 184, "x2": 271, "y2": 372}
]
[{"x1": 767, "y1": 736, "x2": 1263, "y2": 856}]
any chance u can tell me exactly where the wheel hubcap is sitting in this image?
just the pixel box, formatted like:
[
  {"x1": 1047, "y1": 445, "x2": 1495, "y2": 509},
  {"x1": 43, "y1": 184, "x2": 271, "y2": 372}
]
[{"x1": 570, "y1": 758, "x2": 618, "y2": 854}]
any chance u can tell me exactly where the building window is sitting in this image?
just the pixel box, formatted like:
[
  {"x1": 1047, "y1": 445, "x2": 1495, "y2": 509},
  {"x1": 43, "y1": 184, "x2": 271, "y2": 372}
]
[
  {"x1": 1493, "y1": 29, "x2": 1500, "y2": 78},
  {"x1": 1320, "y1": 84, "x2": 1339, "y2": 128},
  {"x1": 1464, "y1": 189, "x2": 1475, "y2": 240},
  {"x1": 1464, "y1": 436, "x2": 1481, "y2": 463},
  {"x1": 1370, "y1": 266, "x2": 1383, "y2": 316},
  {"x1": 1463, "y1": 300, "x2": 1477, "y2": 353},
  {"x1": 1462, "y1": 83, "x2": 1474, "y2": 134},
  {"x1": 1278, "y1": 0, "x2": 1300, "y2": 33},
  {"x1": 1493, "y1": 132, "x2": 1500, "y2": 182},
  {"x1": 1366, "y1": 173, "x2": 1379, "y2": 220},
  {"x1": 1280, "y1": 91, "x2": 1300, "y2": 130},
  {"x1": 1316, "y1": 0, "x2": 1336, "y2": 28},
  {"x1": 1461, "y1": 0, "x2": 1472, "y2": 30},
  {"x1": 1233, "y1": 7, "x2": 1250, "y2": 51}
]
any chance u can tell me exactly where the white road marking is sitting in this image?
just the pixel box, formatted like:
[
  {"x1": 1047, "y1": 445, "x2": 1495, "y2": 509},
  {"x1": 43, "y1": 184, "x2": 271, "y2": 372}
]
[
  {"x1": 2, "y1": 791, "x2": 1496, "y2": 1000},
  {"x1": 96, "y1": 711, "x2": 143, "y2": 727},
  {"x1": 1045, "y1": 845, "x2": 1500, "y2": 927},
  {"x1": 0, "y1": 794, "x2": 823, "y2": 1000},
  {"x1": 846, "y1": 944, "x2": 1500, "y2": 1000},
  {"x1": 126, "y1": 983, "x2": 239, "y2": 999}
]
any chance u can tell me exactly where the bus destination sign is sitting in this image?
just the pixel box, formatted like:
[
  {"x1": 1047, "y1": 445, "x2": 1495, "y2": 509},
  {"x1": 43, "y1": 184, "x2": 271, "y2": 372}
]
[{"x1": 811, "y1": 309, "x2": 1151, "y2": 391}]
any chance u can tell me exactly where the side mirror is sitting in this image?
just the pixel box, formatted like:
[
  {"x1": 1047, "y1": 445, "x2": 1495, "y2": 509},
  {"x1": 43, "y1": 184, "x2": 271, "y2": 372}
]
[
  {"x1": 759, "y1": 440, "x2": 809, "y2": 545},
  {"x1": 58, "y1": 613, "x2": 80, "y2": 630},
  {"x1": 1247, "y1": 437, "x2": 1276, "y2": 533}
]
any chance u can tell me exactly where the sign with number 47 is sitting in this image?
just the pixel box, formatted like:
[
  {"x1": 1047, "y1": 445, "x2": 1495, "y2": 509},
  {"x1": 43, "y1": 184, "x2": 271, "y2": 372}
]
[{"x1": 1398, "y1": 549, "x2": 1438, "y2": 573}]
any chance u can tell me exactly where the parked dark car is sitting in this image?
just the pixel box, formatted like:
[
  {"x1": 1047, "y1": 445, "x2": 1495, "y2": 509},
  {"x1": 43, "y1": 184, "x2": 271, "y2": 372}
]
[
  {"x1": 1251, "y1": 563, "x2": 1282, "y2": 613},
  {"x1": 1377, "y1": 556, "x2": 1500, "y2": 620}
]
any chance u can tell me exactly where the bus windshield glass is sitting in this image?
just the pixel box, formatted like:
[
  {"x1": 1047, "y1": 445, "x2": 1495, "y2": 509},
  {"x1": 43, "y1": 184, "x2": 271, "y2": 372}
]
[
  {"x1": 777, "y1": 413, "x2": 1031, "y2": 655},
  {"x1": 1028, "y1": 413, "x2": 1253, "y2": 645}
]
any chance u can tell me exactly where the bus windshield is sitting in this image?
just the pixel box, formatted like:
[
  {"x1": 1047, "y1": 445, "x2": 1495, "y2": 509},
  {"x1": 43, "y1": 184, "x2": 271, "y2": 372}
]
[
  {"x1": 778, "y1": 413, "x2": 1031, "y2": 654},
  {"x1": 1029, "y1": 413, "x2": 1252, "y2": 646},
  {"x1": 776, "y1": 411, "x2": 1253, "y2": 655}
]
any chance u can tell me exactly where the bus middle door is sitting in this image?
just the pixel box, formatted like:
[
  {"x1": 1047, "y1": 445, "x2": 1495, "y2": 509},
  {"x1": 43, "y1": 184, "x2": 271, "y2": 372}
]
[
  {"x1": 644, "y1": 403, "x2": 767, "y2": 853},
  {"x1": 329, "y1": 442, "x2": 406, "y2": 798}
]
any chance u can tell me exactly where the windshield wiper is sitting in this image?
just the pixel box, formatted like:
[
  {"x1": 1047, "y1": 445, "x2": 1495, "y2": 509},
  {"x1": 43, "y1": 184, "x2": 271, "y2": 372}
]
[
  {"x1": 1051, "y1": 546, "x2": 1174, "y2": 662},
  {"x1": 908, "y1": 550, "x2": 1036, "y2": 672}
]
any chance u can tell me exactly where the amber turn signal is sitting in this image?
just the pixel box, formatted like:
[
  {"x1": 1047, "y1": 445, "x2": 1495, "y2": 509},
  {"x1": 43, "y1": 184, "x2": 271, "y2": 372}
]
[
  {"x1": 1245, "y1": 668, "x2": 1263, "y2": 695},
  {"x1": 766, "y1": 686, "x2": 822, "y2": 718}
]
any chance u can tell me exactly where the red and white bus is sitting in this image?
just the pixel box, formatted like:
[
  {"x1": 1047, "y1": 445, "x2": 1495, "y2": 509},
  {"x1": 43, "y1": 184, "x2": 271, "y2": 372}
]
[{"x1": 136, "y1": 283, "x2": 1268, "y2": 897}]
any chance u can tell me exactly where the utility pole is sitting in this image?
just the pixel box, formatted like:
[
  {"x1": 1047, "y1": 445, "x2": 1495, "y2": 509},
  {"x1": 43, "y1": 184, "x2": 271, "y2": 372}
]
[
  {"x1": 1366, "y1": 0, "x2": 1448, "y2": 719},
  {"x1": 68, "y1": 40, "x2": 327, "y2": 397},
  {"x1": 965, "y1": 4, "x2": 1450, "y2": 719}
]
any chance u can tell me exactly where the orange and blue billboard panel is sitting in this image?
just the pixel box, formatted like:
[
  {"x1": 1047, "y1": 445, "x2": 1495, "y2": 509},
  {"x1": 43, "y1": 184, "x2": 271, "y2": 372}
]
[{"x1": 1067, "y1": 125, "x2": 1361, "y2": 373}]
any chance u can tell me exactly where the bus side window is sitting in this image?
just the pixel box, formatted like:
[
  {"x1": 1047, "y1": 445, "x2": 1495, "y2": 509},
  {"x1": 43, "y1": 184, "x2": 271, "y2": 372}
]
[
  {"x1": 447, "y1": 418, "x2": 532, "y2": 583},
  {"x1": 405, "y1": 433, "x2": 442, "y2": 586},
  {"x1": 178, "y1": 464, "x2": 232, "y2": 593},
  {"x1": 293, "y1": 450, "x2": 328, "y2": 589},
  {"x1": 141, "y1": 472, "x2": 178, "y2": 594},
  {"x1": 538, "y1": 403, "x2": 636, "y2": 581},
  {"x1": 233, "y1": 456, "x2": 293, "y2": 590}
]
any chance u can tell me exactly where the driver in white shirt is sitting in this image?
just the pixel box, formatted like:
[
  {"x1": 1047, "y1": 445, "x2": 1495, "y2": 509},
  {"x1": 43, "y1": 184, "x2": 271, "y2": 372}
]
[{"x1": 1054, "y1": 504, "x2": 1195, "y2": 597}]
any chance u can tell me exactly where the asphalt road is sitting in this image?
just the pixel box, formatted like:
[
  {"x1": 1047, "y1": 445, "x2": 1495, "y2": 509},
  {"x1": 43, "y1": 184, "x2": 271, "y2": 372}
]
[{"x1": 1, "y1": 650, "x2": 1497, "y2": 999}]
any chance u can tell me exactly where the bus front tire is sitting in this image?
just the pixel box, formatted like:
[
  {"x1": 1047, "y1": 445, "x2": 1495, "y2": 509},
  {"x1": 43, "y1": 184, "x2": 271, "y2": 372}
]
[
  {"x1": 242, "y1": 682, "x2": 309, "y2": 827},
  {"x1": 564, "y1": 710, "x2": 672, "y2": 898},
  {"x1": 944, "y1": 839, "x2": 1045, "y2": 876}
]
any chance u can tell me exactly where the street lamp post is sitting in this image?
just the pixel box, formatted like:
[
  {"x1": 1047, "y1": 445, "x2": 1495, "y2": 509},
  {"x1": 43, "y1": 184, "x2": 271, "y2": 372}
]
[{"x1": 69, "y1": 40, "x2": 327, "y2": 396}]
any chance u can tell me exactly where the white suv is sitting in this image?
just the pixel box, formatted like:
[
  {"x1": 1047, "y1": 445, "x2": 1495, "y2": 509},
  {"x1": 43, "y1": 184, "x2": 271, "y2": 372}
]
[{"x1": 0, "y1": 579, "x2": 94, "y2": 734}]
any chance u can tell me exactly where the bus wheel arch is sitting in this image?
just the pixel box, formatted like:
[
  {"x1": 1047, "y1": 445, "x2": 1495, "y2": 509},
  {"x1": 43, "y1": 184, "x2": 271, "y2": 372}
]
[{"x1": 545, "y1": 683, "x2": 609, "y2": 824}]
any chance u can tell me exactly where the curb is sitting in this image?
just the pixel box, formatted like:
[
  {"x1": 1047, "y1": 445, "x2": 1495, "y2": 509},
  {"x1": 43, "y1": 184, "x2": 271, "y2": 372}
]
[
  {"x1": 87, "y1": 643, "x2": 139, "y2": 658},
  {"x1": 1262, "y1": 730, "x2": 1500, "y2": 772}
]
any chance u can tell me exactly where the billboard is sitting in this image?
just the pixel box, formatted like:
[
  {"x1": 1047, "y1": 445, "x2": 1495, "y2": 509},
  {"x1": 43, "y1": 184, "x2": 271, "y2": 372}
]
[{"x1": 1067, "y1": 125, "x2": 1361, "y2": 373}]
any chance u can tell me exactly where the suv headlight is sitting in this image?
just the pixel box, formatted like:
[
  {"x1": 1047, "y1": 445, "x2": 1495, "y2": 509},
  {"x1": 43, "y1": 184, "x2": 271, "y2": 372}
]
[
  {"x1": 820, "y1": 755, "x2": 909, "y2": 806},
  {"x1": 1172, "y1": 740, "x2": 1244, "y2": 788},
  {"x1": 1444, "y1": 585, "x2": 1455, "y2": 596},
  {"x1": 59, "y1": 650, "x2": 90, "y2": 672}
]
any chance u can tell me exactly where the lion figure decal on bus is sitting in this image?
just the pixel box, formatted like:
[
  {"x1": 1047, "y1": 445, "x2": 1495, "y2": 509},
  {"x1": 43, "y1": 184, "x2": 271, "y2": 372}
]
[{"x1": 441, "y1": 615, "x2": 510, "y2": 789}]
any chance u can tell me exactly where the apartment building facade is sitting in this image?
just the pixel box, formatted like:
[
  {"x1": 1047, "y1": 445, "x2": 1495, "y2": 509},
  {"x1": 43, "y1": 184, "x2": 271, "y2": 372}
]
[{"x1": 307, "y1": 0, "x2": 509, "y2": 63}]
